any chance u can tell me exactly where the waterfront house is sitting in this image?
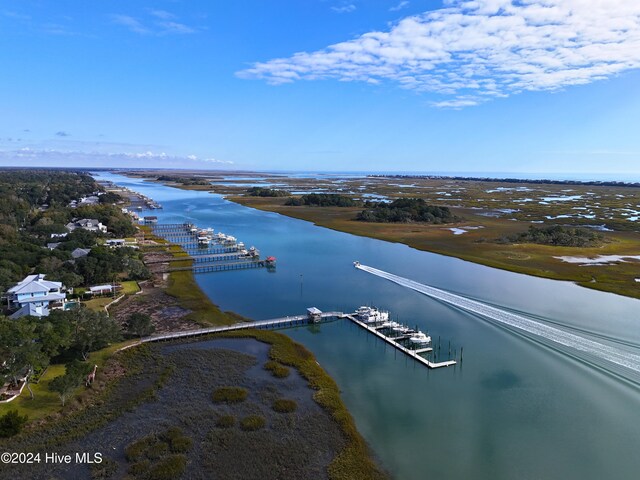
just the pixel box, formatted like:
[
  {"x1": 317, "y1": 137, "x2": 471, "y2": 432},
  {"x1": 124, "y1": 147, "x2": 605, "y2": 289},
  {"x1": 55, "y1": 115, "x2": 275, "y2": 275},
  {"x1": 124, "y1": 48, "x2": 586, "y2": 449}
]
[
  {"x1": 6, "y1": 274, "x2": 67, "y2": 319},
  {"x1": 65, "y1": 218, "x2": 108, "y2": 233}
]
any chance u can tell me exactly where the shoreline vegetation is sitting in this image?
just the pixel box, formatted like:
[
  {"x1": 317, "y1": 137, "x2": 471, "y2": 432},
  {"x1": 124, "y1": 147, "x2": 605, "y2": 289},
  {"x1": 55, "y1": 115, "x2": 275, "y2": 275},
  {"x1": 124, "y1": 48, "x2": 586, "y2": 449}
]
[{"x1": 230, "y1": 195, "x2": 640, "y2": 299}]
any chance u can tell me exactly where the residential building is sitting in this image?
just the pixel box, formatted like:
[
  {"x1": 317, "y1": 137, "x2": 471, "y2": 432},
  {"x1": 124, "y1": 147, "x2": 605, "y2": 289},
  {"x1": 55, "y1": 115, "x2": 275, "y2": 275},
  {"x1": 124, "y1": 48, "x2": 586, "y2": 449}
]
[
  {"x1": 6, "y1": 274, "x2": 67, "y2": 319},
  {"x1": 65, "y1": 218, "x2": 108, "y2": 233}
]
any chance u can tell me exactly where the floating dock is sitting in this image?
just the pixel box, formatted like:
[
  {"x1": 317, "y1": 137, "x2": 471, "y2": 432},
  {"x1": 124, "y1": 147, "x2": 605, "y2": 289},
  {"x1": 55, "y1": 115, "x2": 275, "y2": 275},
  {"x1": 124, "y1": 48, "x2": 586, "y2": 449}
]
[{"x1": 342, "y1": 314, "x2": 456, "y2": 369}]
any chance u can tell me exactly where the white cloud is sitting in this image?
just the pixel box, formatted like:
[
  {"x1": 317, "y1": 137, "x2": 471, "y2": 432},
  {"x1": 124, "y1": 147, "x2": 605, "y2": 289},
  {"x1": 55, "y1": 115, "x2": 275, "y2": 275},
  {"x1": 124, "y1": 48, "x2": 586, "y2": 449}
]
[
  {"x1": 332, "y1": 4, "x2": 357, "y2": 14},
  {"x1": 238, "y1": 0, "x2": 640, "y2": 107},
  {"x1": 390, "y1": 1, "x2": 410, "y2": 12},
  {"x1": 0, "y1": 148, "x2": 233, "y2": 167}
]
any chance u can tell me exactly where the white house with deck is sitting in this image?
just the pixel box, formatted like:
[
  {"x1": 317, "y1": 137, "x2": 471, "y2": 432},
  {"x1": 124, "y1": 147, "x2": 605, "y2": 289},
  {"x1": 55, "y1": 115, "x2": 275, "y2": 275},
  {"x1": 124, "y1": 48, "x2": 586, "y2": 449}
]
[{"x1": 6, "y1": 274, "x2": 67, "y2": 319}]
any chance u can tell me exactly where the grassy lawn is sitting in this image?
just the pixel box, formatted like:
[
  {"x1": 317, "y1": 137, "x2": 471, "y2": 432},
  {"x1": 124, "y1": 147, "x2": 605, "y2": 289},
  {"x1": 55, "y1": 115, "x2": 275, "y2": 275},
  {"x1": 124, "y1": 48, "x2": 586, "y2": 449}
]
[
  {"x1": 0, "y1": 365, "x2": 72, "y2": 420},
  {"x1": 83, "y1": 296, "x2": 116, "y2": 312},
  {"x1": 0, "y1": 340, "x2": 136, "y2": 423},
  {"x1": 120, "y1": 280, "x2": 141, "y2": 295}
]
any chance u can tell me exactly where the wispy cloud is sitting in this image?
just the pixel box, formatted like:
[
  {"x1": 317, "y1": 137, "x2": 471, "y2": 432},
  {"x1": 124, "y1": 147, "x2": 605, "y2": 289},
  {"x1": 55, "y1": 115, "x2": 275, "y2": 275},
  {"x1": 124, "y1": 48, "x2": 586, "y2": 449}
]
[
  {"x1": 2, "y1": 11, "x2": 31, "y2": 21},
  {"x1": 111, "y1": 11, "x2": 197, "y2": 35},
  {"x1": 111, "y1": 14, "x2": 150, "y2": 35},
  {"x1": 149, "y1": 9, "x2": 175, "y2": 20},
  {"x1": 0, "y1": 148, "x2": 233, "y2": 168},
  {"x1": 332, "y1": 4, "x2": 356, "y2": 14},
  {"x1": 239, "y1": 0, "x2": 640, "y2": 107},
  {"x1": 389, "y1": 1, "x2": 410, "y2": 12}
]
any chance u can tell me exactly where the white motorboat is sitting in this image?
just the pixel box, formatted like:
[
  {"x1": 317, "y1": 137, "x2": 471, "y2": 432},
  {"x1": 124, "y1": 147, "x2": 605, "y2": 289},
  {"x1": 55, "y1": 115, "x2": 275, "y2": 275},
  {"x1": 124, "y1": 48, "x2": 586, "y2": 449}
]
[{"x1": 409, "y1": 332, "x2": 432, "y2": 344}]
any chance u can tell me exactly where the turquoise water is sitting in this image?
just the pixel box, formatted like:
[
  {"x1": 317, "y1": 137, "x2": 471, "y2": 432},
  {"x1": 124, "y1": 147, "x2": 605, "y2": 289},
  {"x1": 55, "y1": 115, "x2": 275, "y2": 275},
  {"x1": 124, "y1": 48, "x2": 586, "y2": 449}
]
[{"x1": 97, "y1": 172, "x2": 640, "y2": 480}]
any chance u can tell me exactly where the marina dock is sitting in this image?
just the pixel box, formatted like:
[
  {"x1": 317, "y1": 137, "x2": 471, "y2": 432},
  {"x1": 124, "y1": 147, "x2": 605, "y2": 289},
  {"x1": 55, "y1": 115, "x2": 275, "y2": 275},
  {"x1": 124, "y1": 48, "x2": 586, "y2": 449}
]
[
  {"x1": 342, "y1": 314, "x2": 456, "y2": 369},
  {"x1": 142, "y1": 307, "x2": 457, "y2": 370}
]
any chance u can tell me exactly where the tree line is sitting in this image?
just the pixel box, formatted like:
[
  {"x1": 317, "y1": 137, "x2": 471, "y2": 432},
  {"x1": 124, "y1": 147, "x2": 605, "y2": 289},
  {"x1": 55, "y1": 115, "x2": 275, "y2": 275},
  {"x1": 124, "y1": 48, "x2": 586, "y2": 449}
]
[
  {"x1": 498, "y1": 225, "x2": 604, "y2": 247},
  {"x1": 356, "y1": 198, "x2": 458, "y2": 224}
]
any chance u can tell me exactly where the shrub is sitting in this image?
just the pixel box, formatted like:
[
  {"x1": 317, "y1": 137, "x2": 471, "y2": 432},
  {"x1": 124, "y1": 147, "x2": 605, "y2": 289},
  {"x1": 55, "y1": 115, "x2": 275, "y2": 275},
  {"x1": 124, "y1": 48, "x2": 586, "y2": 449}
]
[
  {"x1": 215, "y1": 414, "x2": 236, "y2": 429},
  {"x1": 240, "y1": 415, "x2": 266, "y2": 431},
  {"x1": 124, "y1": 436, "x2": 152, "y2": 462},
  {"x1": 0, "y1": 409, "x2": 28, "y2": 438},
  {"x1": 147, "y1": 454, "x2": 187, "y2": 480},
  {"x1": 127, "y1": 460, "x2": 151, "y2": 476},
  {"x1": 212, "y1": 386, "x2": 248, "y2": 404},
  {"x1": 272, "y1": 398, "x2": 298, "y2": 413},
  {"x1": 264, "y1": 360, "x2": 290, "y2": 378},
  {"x1": 90, "y1": 457, "x2": 118, "y2": 479}
]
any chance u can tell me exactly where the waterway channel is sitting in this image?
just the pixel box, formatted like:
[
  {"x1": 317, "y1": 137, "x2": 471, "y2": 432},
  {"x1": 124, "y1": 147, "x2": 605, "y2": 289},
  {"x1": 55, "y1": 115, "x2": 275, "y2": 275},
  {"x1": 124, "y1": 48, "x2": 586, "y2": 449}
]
[{"x1": 96, "y1": 172, "x2": 640, "y2": 480}]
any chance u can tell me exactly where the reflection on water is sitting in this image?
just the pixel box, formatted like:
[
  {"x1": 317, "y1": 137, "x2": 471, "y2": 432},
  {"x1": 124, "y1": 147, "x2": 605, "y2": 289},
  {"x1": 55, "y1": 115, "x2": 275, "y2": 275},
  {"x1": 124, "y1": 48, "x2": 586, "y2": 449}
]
[{"x1": 96, "y1": 172, "x2": 640, "y2": 480}]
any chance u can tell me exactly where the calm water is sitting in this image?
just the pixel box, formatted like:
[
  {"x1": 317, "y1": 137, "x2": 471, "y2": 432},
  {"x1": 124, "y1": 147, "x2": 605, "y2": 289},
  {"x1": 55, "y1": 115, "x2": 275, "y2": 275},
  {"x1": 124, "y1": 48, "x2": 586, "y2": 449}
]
[{"x1": 97, "y1": 172, "x2": 640, "y2": 480}]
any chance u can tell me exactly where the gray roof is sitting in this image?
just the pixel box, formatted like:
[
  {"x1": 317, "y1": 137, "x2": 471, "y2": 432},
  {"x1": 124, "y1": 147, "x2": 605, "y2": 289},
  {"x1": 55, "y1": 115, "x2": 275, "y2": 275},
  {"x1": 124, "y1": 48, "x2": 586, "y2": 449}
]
[
  {"x1": 71, "y1": 248, "x2": 91, "y2": 259},
  {"x1": 7, "y1": 274, "x2": 62, "y2": 294}
]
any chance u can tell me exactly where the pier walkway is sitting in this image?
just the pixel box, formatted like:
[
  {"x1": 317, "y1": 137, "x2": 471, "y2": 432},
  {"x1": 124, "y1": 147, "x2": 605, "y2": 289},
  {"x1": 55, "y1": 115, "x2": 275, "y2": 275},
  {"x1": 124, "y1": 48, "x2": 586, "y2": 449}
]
[{"x1": 142, "y1": 311, "x2": 343, "y2": 343}]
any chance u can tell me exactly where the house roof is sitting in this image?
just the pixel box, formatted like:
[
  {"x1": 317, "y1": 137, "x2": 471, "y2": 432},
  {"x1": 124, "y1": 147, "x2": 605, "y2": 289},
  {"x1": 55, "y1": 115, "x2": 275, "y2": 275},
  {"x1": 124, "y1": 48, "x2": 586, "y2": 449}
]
[
  {"x1": 9, "y1": 303, "x2": 46, "y2": 319},
  {"x1": 89, "y1": 284, "x2": 114, "y2": 292},
  {"x1": 77, "y1": 218, "x2": 101, "y2": 226},
  {"x1": 71, "y1": 248, "x2": 91, "y2": 258},
  {"x1": 7, "y1": 274, "x2": 62, "y2": 295},
  {"x1": 14, "y1": 292, "x2": 66, "y2": 304}
]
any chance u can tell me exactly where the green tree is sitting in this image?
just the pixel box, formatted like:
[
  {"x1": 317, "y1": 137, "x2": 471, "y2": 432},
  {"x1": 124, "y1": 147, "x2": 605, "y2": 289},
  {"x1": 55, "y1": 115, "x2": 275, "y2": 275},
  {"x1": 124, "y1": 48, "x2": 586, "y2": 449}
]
[
  {"x1": 127, "y1": 313, "x2": 155, "y2": 338},
  {"x1": 70, "y1": 309, "x2": 122, "y2": 360},
  {"x1": 0, "y1": 410, "x2": 28, "y2": 438},
  {"x1": 48, "y1": 373, "x2": 78, "y2": 406},
  {"x1": 0, "y1": 318, "x2": 48, "y2": 399}
]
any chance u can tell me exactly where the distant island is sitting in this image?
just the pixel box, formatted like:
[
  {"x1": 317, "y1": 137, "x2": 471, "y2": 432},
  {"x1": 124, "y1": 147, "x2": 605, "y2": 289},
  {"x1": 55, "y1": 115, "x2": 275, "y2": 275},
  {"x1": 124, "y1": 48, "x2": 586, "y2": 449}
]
[{"x1": 370, "y1": 174, "x2": 640, "y2": 189}]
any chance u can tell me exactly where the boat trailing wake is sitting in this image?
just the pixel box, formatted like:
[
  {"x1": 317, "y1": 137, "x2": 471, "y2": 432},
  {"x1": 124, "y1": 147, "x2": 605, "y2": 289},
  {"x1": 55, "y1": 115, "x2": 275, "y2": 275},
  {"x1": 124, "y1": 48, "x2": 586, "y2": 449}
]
[{"x1": 355, "y1": 263, "x2": 640, "y2": 375}]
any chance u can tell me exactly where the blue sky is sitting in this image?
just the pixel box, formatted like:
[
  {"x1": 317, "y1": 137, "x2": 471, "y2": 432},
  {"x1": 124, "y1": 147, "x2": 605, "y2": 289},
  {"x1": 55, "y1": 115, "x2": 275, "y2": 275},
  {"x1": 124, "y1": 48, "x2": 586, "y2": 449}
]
[{"x1": 1, "y1": 0, "x2": 640, "y2": 175}]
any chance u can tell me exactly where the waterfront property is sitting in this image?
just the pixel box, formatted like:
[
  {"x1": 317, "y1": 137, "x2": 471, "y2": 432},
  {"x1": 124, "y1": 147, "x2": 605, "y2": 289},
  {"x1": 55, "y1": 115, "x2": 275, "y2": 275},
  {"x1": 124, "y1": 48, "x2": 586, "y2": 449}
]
[
  {"x1": 65, "y1": 218, "x2": 108, "y2": 233},
  {"x1": 6, "y1": 274, "x2": 68, "y2": 319}
]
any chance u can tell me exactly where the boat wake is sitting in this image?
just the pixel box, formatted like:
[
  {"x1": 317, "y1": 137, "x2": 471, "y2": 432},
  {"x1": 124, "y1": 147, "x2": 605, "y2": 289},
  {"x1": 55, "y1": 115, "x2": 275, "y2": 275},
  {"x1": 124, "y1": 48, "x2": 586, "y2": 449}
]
[{"x1": 355, "y1": 263, "x2": 640, "y2": 375}]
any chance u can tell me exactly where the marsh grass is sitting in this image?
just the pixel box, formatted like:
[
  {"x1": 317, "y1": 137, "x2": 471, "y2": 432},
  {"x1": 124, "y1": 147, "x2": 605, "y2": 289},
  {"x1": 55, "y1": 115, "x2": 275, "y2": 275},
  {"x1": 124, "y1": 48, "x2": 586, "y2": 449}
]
[{"x1": 212, "y1": 386, "x2": 248, "y2": 404}]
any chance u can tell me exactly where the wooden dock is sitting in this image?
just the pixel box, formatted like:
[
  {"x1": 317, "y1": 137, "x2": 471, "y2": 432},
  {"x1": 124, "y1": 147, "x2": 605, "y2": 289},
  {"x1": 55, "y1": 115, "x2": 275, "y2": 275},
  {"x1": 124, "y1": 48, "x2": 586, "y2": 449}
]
[
  {"x1": 142, "y1": 311, "x2": 343, "y2": 343},
  {"x1": 342, "y1": 314, "x2": 456, "y2": 369},
  {"x1": 149, "y1": 223, "x2": 269, "y2": 273}
]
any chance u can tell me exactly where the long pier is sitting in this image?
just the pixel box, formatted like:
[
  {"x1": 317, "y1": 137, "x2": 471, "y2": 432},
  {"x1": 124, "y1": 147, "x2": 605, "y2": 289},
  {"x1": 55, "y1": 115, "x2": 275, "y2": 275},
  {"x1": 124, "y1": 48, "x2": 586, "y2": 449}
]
[
  {"x1": 140, "y1": 308, "x2": 456, "y2": 370},
  {"x1": 143, "y1": 311, "x2": 342, "y2": 343}
]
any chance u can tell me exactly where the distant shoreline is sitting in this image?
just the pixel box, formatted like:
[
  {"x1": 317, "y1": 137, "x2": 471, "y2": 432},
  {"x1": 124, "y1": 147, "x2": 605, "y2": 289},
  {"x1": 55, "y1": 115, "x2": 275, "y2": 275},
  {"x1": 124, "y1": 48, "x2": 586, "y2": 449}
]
[
  {"x1": 368, "y1": 174, "x2": 640, "y2": 189},
  {"x1": 2, "y1": 166, "x2": 640, "y2": 184}
]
